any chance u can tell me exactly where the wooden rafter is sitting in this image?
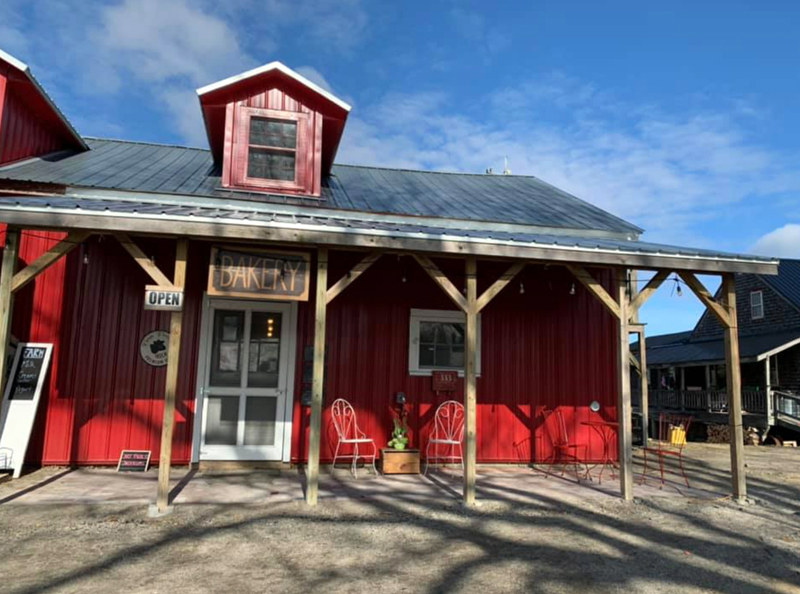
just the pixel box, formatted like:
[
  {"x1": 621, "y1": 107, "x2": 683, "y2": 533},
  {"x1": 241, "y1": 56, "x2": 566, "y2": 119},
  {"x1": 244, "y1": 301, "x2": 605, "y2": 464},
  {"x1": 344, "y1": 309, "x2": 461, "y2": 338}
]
[
  {"x1": 413, "y1": 254, "x2": 468, "y2": 313},
  {"x1": 565, "y1": 264, "x2": 621, "y2": 319},
  {"x1": 476, "y1": 262, "x2": 525, "y2": 313},
  {"x1": 629, "y1": 352, "x2": 641, "y2": 373},
  {"x1": 115, "y1": 234, "x2": 173, "y2": 288},
  {"x1": 326, "y1": 252, "x2": 381, "y2": 304},
  {"x1": 678, "y1": 272, "x2": 731, "y2": 328},
  {"x1": 11, "y1": 231, "x2": 91, "y2": 294},
  {"x1": 629, "y1": 269, "x2": 670, "y2": 315}
]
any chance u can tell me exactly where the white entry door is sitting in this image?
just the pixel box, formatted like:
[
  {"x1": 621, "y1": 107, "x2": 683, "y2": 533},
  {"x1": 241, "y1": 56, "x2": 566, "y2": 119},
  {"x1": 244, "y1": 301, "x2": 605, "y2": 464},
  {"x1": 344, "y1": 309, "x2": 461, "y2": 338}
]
[{"x1": 199, "y1": 300, "x2": 293, "y2": 460}]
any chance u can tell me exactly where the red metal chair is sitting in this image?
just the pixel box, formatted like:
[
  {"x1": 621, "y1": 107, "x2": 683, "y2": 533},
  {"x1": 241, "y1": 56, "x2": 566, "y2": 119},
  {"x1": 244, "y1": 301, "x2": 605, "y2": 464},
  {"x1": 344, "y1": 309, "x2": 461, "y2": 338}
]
[
  {"x1": 640, "y1": 413, "x2": 693, "y2": 488},
  {"x1": 330, "y1": 399, "x2": 377, "y2": 478},
  {"x1": 541, "y1": 407, "x2": 589, "y2": 481},
  {"x1": 424, "y1": 400, "x2": 465, "y2": 475}
]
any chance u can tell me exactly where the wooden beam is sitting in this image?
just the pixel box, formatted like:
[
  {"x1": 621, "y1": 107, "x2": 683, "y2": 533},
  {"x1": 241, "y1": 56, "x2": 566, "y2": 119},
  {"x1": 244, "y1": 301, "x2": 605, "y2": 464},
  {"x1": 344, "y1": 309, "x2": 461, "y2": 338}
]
[
  {"x1": 306, "y1": 248, "x2": 328, "y2": 505},
  {"x1": 413, "y1": 254, "x2": 468, "y2": 313},
  {"x1": 0, "y1": 228, "x2": 20, "y2": 400},
  {"x1": 629, "y1": 352, "x2": 641, "y2": 373},
  {"x1": 678, "y1": 272, "x2": 730, "y2": 328},
  {"x1": 10, "y1": 231, "x2": 91, "y2": 294},
  {"x1": 617, "y1": 269, "x2": 634, "y2": 501},
  {"x1": 629, "y1": 270, "x2": 670, "y2": 315},
  {"x1": 722, "y1": 274, "x2": 746, "y2": 501},
  {"x1": 566, "y1": 264, "x2": 621, "y2": 319},
  {"x1": 636, "y1": 327, "x2": 650, "y2": 446},
  {"x1": 115, "y1": 234, "x2": 174, "y2": 288},
  {"x1": 476, "y1": 262, "x2": 525, "y2": 313},
  {"x1": 326, "y1": 252, "x2": 381, "y2": 304},
  {"x1": 464, "y1": 257, "x2": 478, "y2": 505},
  {"x1": 155, "y1": 239, "x2": 188, "y2": 513},
  {"x1": 0, "y1": 209, "x2": 778, "y2": 274}
]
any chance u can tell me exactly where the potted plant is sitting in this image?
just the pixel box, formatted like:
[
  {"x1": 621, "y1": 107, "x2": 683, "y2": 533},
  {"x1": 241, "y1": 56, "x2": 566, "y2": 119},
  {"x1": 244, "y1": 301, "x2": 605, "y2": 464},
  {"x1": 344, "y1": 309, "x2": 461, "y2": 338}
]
[{"x1": 388, "y1": 416, "x2": 409, "y2": 450}]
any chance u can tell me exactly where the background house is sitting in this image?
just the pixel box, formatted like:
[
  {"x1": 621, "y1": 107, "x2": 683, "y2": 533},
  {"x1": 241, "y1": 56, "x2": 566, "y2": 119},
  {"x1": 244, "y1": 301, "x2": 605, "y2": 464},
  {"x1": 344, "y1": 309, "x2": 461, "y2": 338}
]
[{"x1": 639, "y1": 259, "x2": 800, "y2": 437}]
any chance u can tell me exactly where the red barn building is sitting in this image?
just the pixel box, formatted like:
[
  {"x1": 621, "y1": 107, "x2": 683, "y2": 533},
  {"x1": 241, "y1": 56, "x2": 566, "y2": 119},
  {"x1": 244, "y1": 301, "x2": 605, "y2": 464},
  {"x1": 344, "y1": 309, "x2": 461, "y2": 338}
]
[{"x1": 0, "y1": 48, "x2": 777, "y2": 510}]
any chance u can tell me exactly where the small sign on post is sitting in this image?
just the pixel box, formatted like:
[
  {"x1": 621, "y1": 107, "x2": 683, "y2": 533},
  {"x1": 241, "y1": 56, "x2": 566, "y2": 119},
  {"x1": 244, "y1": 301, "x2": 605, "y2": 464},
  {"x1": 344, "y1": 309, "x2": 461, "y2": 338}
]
[
  {"x1": 144, "y1": 285, "x2": 184, "y2": 311},
  {"x1": 117, "y1": 450, "x2": 151, "y2": 472}
]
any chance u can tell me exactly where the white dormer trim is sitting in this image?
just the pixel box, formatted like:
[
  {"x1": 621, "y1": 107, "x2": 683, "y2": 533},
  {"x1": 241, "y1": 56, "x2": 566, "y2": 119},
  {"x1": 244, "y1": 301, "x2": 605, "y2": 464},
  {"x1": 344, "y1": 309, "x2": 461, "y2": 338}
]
[
  {"x1": 0, "y1": 48, "x2": 88, "y2": 150},
  {"x1": 196, "y1": 61, "x2": 352, "y2": 113}
]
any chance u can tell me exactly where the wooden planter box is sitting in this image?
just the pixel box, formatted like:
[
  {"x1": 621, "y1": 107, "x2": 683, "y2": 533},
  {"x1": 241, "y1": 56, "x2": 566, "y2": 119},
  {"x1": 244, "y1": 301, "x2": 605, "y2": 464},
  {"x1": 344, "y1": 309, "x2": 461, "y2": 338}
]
[{"x1": 381, "y1": 448, "x2": 420, "y2": 475}]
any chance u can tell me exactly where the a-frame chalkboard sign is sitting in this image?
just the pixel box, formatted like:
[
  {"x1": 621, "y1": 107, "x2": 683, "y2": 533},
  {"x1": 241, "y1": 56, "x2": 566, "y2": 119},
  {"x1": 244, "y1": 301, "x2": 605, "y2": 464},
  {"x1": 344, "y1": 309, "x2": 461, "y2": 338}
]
[{"x1": 0, "y1": 343, "x2": 53, "y2": 478}]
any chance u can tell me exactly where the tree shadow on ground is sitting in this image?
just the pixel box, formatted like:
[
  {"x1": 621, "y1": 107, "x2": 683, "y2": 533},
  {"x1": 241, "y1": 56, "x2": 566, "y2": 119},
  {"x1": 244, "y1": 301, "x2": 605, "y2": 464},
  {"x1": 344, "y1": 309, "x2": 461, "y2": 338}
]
[{"x1": 2, "y1": 451, "x2": 800, "y2": 594}]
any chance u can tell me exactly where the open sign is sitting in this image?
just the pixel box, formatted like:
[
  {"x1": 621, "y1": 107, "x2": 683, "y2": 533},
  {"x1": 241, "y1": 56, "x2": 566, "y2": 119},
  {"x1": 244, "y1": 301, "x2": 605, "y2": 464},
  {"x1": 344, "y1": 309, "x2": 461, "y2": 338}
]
[{"x1": 144, "y1": 286, "x2": 184, "y2": 311}]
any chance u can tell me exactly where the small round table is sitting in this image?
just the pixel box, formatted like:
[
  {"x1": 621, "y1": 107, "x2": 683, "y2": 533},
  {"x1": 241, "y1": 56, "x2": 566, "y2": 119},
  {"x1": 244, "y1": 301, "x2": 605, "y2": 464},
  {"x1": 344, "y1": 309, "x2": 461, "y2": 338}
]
[{"x1": 581, "y1": 420, "x2": 619, "y2": 484}]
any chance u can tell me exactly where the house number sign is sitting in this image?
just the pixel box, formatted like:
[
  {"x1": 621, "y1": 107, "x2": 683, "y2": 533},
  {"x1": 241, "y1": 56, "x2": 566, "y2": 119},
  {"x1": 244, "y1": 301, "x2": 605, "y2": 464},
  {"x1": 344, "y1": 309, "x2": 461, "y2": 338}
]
[{"x1": 208, "y1": 246, "x2": 310, "y2": 301}]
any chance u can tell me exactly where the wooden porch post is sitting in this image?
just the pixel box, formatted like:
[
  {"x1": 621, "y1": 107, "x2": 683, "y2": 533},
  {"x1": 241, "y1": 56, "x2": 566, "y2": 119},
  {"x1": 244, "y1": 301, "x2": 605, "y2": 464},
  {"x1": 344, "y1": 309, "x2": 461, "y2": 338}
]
[
  {"x1": 306, "y1": 247, "x2": 328, "y2": 506},
  {"x1": 722, "y1": 273, "x2": 746, "y2": 501},
  {"x1": 764, "y1": 356, "x2": 773, "y2": 426},
  {"x1": 0, "y1": 228, "x2": 20, "y2": 399},
  {"x1": 634, "y1": 325, "x2": 649, "y2": 446},
  {"x1": 464, "y1": 257, "x2": 478, "y2": 505},
  {"x1": 617, "y1": 269, "x2": 634, "y2": 501},
  {"x1": 155, "y1": 239, "x2": 188, "y2": 513}
]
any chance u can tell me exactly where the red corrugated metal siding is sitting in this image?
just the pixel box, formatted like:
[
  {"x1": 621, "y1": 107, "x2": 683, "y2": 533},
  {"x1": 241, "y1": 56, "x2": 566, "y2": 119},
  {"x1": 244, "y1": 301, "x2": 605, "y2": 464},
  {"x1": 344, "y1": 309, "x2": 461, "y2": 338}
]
[
  {"x1": 5, "y1": 229, "x2": 207, "y2": 465},
  {"x1": 0, "y1": 69, "x2": 68, "y2": 165},
  {"x1": 7, "y1": 236, "x2": 619, "y2": 466},
  {"x1": 290, "y1": 253, "x2": 620, "y2": 464}
]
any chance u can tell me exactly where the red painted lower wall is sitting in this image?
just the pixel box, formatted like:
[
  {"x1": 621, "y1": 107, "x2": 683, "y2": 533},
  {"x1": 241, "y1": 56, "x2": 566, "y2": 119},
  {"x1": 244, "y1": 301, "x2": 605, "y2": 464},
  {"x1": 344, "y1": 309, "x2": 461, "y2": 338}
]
[{"x1": 3, "y1": 232, "x2": 619, "y2": 467}]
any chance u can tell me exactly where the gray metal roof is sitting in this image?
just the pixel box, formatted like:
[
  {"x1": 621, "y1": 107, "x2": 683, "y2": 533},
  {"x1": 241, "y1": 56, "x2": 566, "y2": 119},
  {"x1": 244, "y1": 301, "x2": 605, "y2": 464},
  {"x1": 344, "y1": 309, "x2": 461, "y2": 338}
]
[
  {"x1": 0, "y1": 194, "x2": 777, "y2": 265},
  {"x1": 0, "y1": 138, "x2": 643, "y2": 235},
  {"x1": 759, "y1": 259, "x2": 800, "y2": 312},
  {"x1": 644, "y1": 329, "x2": 800, "y2": 366}
]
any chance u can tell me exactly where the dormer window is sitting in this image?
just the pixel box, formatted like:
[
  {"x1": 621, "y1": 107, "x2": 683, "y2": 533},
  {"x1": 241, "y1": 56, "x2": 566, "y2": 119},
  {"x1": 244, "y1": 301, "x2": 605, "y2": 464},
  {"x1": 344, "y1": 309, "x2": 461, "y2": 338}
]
[
  {"x1": 199, "y1": 62, "x2": 351, "y2": 198},
  {"x1": 231, "y1": 106, "x2": 310, "y2": 193}
]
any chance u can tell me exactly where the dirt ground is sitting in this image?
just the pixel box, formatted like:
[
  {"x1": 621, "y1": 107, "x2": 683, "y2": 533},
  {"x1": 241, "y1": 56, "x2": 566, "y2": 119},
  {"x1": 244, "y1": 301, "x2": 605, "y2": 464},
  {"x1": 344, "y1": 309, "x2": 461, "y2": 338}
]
[{"x1": 0, "y1": 444, "x2": 798, "y2": 594}]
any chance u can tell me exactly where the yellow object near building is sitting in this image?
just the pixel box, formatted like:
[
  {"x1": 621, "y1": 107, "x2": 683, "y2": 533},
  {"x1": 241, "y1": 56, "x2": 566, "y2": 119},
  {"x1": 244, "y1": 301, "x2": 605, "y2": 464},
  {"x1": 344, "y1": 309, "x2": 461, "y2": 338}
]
[{"x1": 669, "y1": 425, "x2": 687, "y2": 446}]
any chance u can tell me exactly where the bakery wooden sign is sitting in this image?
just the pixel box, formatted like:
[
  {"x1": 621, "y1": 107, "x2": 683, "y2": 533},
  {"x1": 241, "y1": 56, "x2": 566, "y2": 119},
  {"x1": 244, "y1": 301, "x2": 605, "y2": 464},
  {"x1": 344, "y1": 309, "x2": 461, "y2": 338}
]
[{"x1": 208, "y1": 246, "x2": 310, "y2": 301}]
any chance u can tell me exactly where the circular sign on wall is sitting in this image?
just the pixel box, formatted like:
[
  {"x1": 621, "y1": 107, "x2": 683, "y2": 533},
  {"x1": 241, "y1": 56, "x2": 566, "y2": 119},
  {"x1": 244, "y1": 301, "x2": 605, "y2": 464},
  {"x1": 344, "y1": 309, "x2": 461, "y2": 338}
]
[{"x1": 140, "y1": 331, "x2": 169, "y2": 367}]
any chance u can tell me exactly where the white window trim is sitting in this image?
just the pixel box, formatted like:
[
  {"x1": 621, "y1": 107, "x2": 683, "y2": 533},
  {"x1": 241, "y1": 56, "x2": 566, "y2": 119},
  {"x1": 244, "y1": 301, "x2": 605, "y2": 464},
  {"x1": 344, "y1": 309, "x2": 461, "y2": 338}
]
[
  {"x1": 750, "y1": 290, "x2": 764, "y2": 320},
  {"x1": 408, "y1": 308, "x2": 481, "y2": 377}
]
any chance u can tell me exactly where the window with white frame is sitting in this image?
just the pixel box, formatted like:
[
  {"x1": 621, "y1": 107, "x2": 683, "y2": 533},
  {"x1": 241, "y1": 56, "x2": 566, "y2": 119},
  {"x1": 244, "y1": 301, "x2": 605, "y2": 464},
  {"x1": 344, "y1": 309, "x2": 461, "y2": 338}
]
[
  {"x1": 750, "y1": 290, "x2": 764, "y2": 320},
  {"x1": 408, "y1": 309, "x2": 481, "y2": 376}
]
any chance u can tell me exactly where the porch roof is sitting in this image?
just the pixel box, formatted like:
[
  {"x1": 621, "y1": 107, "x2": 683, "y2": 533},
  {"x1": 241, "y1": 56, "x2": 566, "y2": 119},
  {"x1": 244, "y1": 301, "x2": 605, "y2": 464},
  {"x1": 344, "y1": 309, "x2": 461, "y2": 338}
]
[
  {"x1": 0, "y1": 193, "x2": 778, "y2": 274},
  {"x1": 642, "y1": 328, "x2": 800, "y2": 366}
]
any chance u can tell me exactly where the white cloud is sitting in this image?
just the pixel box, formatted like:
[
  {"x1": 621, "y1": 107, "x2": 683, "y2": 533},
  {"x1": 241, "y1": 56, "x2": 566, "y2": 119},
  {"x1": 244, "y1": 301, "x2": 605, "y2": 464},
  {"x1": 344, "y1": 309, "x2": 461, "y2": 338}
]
[
  {"x1": 751, "y1": 224, "x2": 800, "y2": 258},
  {"x1": 295, "y1": 66, "x2": 334, "y2": 94},
  {"x1": 339, "y1": 76, "x2": 800, "y2": 244},
  {"x1": 0, "y1": 0, "x2": 368, "y2": 145}
]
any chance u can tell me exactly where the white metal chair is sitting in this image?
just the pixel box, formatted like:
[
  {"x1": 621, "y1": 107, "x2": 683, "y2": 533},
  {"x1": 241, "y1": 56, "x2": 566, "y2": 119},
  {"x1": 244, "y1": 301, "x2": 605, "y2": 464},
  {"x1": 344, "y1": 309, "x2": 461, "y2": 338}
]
[
  {"x1": 331, "y1": 398, "x2": 377, "y2": 478},
  {"x1": 424, "y1": 400, "x2": 465, "y2": 475}
]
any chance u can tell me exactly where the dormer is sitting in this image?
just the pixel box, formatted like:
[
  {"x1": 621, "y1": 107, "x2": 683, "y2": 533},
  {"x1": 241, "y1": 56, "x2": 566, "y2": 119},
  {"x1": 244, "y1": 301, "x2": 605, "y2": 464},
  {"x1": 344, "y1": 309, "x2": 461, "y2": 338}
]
[{"x1": 197, "y1": 62, "x2": 351, "y2": 198}]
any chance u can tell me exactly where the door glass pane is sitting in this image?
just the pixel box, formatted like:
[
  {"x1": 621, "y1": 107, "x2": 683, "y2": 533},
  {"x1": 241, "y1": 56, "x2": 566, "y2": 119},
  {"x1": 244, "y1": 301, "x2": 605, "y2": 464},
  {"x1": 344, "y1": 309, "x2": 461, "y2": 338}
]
[
  {"x1": 210, "y1": 310, "x2": 244, "y2": 387},
  {"x1": 248, "y1": 312, "x2": 282, "y2": 388},
  {"x1": 243, "y1": 397, "x2": 277, "y2": 445},
  {"x1": 206, "y1": 396, "x2": 238, "y2": 445}
]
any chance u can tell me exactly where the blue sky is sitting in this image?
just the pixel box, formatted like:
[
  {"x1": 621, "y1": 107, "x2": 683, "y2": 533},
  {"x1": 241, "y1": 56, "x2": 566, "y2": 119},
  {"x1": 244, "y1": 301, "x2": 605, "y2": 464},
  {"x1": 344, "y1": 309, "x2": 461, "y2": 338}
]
[{"x1": 2, "y1": 0, "x2": 798, "y2": 336}]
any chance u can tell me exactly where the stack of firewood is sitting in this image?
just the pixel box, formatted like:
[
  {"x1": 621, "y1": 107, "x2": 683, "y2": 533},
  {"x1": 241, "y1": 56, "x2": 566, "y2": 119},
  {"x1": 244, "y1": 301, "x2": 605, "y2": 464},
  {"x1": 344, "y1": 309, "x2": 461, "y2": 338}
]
[
  {"x1": 707, "y1": 424, "x2": 730, "y2": 443},
  {"x1": 706, "y1": 424, "x2": 760, "y2": 445}
]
